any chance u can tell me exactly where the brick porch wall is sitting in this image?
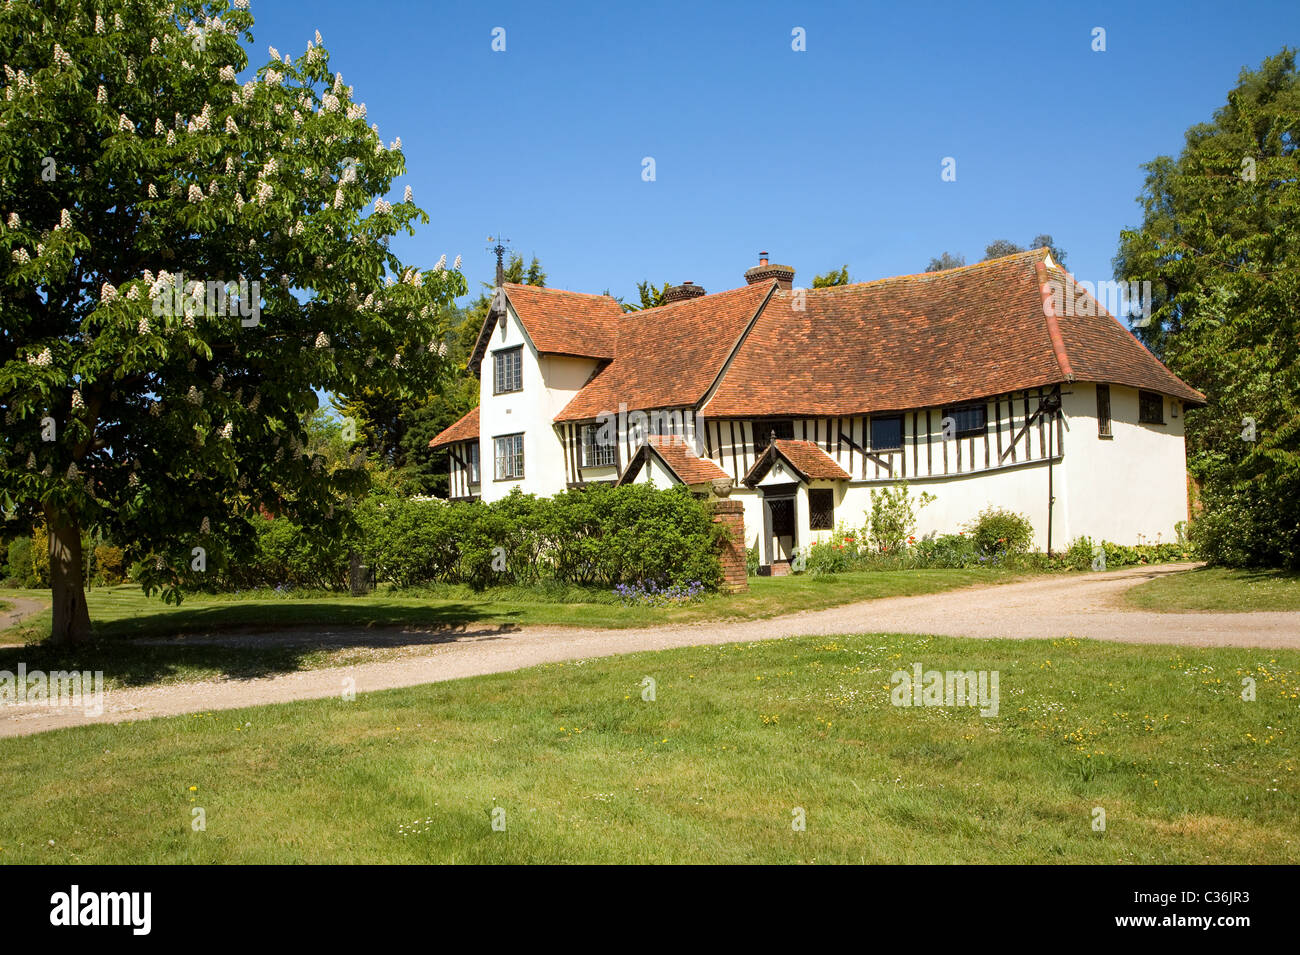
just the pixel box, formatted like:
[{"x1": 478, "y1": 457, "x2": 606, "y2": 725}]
[{"x1": 710, "y1": 499, "x2": 749, "y2": 593}]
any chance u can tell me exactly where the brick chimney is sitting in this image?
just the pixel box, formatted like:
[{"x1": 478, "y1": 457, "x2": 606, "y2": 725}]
[
  {"x1": 744, "y1": 251, "x2": 795, "y2": 290},
  {"x1": 663, "y1": 280, "x2": 707, "y2": 304}
]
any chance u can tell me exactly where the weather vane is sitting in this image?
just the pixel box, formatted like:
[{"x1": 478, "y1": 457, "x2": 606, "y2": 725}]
[{"x1": 486, "y1": 234, "x2": 511, "y2": 288}]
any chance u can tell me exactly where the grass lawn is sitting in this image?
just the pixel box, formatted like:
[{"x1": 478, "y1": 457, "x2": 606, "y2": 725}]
[
  {"x1": 0, "y1": 568, "x2": 1021, "y2": 689},
  {"x1": 0, "y1": 630, "x2": 1293, "y2": 863},
  {"x1": 1125, "y1": 567, "x2": 1300, "y2": 613}
]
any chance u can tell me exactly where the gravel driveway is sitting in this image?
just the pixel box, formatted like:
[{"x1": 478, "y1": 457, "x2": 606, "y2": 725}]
[{"x1": 2, "y1": 563, "x2": 1296, "y2": 738}]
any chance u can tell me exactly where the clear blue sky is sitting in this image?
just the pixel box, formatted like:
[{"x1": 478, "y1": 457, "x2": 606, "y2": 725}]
[{"x1": 249, "y1": 0, "x2": 1300, "y2": 303}]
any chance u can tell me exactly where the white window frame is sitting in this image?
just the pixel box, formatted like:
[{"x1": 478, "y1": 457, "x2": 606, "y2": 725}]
[
  {"x1": 493, "y1": 346, "x2": 522, "y2": 395},
  {"x1": 494, "y1": 433, "x2": 524, "y2": 480},
  {"x1": 582, "y1": 424, "x2": 616, "y2": 468}
]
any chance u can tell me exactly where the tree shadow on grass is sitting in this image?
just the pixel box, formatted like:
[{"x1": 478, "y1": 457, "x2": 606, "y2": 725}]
[{"x1": 0, "y1": 601, "x2": 526, "y2": 688}]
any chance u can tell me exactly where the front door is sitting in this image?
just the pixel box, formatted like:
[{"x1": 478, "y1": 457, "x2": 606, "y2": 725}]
[{"x1": 767, "y1": 496, "x2": 796, "y2": 563}]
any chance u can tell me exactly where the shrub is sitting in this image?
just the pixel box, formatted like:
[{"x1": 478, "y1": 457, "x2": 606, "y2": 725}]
[
  {"x1": 866, "y1": 482, "x2": 935, "y2": 552},
  {"x1": 350, "y1": 484, "x2": 724, "y2": 592},
  {"x1": 6, "y1": 536, "x2": 34, "y2": 587},
  {"x1": 915, "y1": 532, "x2": 978, "y2": 568},
  {"x1": 966, "y1": 507, "x2": 1034, "y2": 557},
  {"x1": 91, "y1": 544, "x2": 126, "y2": 586}
]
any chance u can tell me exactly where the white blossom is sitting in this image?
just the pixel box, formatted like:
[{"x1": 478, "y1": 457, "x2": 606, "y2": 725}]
[
  {"x1": 268, "y1": 45, "x2": 280, "y2": 60},
  {"x1": 96, "y1": 85, "x2": 107, "y2": 104},
  {"x1": 188, "y1": 184, "x2": 204, "y2": 203},
  {"x1": 28, "y1": 347, "x2": 52, "y2": 366},
  {"x1": 333, "y1": 187, "x2": 344, "y2": 209},
  {"x1": 52, "y1": 43, "x2": 72, "y2": 69},
  {"x1": 219, "y1": 422, "x2": 233, "y2": 440},
  {"x1": 403, "y1": 185, "x2": 413, "y2": 203},
  {"x1": 254, "y1": 181, "x2": 273, "y2": 206},
  {"x1": 71, "y1": 389, "x2": 84, "y2": 409},
  {"x1": 149, "y1": 401, "x2": 161, "y2": 417},
  {"x1": 453, "y1": 255, "x2": 462, "y2": 270},
  {"x1": 373, "y1": 198, "x2": 392, "y2": 214},
  {"x1": 11, "y1": 248, "x2": 29, "y2": 263},
  {"x1": 59, "y1": 208, "x2": 71, "y2": 229},
  {"x1": 95, "y1": 14, "x2": 105, "y2": 34},
  {"x1": 118, "y1": 113, "x2": 133, "y2": 133},
  {"x1": 187, "y1": 386, "x2": 202, "y2": 405},
  {"x1": 114, "y1": 13, "x2": 124, "y2": 30},
  {"x1": 127, "y1": 285, "x2": 140, "y2": 301},
  {"x1": 314, "y1": 332, "x2": 329, "y2": 349},
  {"x1": 315, "y1": 29, "x2": 323, "y2": 44},
  {"x1": 166, "y1": 129, "x2": 176, "y2": 146},
  {"x1": 148, "y1": 182, "x2": 158, "y2": 197},
  {"x1": 6, "y1": 213, "x2": 18, "y2": 228},
  {"x1": 213, "y1": 374, "x2": 224, "y2": 390},
  {"x1": 138, "y1": 315, "x2": 150, "y2": 334},
  {"x1": 150, "y1": 37, "x2": 160, "y2": 53},
  {"x1": 434, "y1": 254, "x2": 446, "y2": 272}
]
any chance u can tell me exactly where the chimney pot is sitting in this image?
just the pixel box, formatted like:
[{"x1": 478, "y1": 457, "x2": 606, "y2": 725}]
[{"x1": 744, "y1": 252, "x2": 795, "y2": 290}]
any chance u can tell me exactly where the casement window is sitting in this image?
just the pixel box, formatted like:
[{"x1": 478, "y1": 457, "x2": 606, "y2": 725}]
[
  {"x1": 809, "y1": 488, "x2": 835, "y2": 531},
  {"x1": 582, "y1": 423, "x2": 616, "y2": 468},
  {"x1": 942, "y1": 403, "x2": 988, "y2": 438},
  {"x1": 493, "y1": 433, "x2": 524, "y2": 480},
  {"x1": 1096, "y1": 384, "x2": 1112, "y2": 438},
  {"x1": 870, "y1": 415, "x2": 904, "y2": 451},
  {"x1": 753, "y1": 420, "x2": 794, "y2": 455},
  {"x1": 467, "y1": 442, "x2": 480, "y2": 483},
  {"x1": 493, "y1": 346, "x2": 522, "y2": 394},
  {"x1": 1138, "y1": 390, "x2": 1165, "y2": 425}
]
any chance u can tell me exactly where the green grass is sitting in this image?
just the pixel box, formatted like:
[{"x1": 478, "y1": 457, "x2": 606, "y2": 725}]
[
  {"x1": 0, "y1": 631, "x2": 1294, "y2": 863},
  {"x1": 0, "y1": 569, "x2": 1019, "y2": 689},
  {"x1": 1125, "y1": 567, "x2": 1300, "y2": 612}
]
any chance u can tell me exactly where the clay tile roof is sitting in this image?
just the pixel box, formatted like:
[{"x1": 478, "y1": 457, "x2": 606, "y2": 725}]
[
  {"x1": 1041, "y1": 261, "x2": 1205, "y2": 404},
  {"x1": 556, "y1": 282, "x2": 773, "y2": 422},
  {"x1": 775, "y1": 439, "x2": 850, "y2": 480},
  {"x1": 744, "y1": 439, "x2": 850, "y2": 485},
  {"x1": 641, "y1": 434, "x2": 730, "y2": 485},
  {"x1": 704, "y1": 249, "x2": 1203, "y2": 417},
  {"x1": 502, "y1": 284, "x2": 623, "y2": 360},
  {"x1": 428, "y1": 405, "x2": 478, "y2": 449}
]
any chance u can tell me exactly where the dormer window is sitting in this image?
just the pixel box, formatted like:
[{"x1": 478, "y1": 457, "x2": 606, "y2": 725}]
[{"x1": 493, "y1": 346, "x2": 522, "y2": 394}]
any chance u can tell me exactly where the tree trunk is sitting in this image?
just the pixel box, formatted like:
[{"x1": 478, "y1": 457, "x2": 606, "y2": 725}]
[{"x1": 45, "y1": 506, "x2": 91, "y2": 645}]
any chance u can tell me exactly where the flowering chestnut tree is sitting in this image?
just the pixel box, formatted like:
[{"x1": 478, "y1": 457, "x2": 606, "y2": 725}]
[{"x1": 0, "y1": 0, "x2": 466, "y2": 642}]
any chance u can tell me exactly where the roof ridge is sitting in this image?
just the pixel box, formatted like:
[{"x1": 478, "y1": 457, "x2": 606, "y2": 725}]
[{"x1": 783, "y1": 248, "x2": 1050, "y2": 296}]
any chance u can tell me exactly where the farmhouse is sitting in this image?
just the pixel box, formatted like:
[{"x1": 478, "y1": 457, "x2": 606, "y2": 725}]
[{"x1": 430, "y1": 249, "x2": 1204, "y2": 573}]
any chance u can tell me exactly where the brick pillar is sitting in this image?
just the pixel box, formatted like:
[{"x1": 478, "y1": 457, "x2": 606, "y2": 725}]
[{"x1": 709, "y1": 499, "x2": 749, "y2": 593}]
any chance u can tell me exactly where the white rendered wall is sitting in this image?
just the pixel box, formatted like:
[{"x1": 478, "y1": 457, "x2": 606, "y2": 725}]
[{"x1": 477, "y1": 302, "x2": 600, "y2": 503}]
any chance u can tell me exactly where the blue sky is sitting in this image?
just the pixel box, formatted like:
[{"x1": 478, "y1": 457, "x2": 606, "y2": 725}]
[{"x1": 248, "y1": 0, "x2": 1300, "y2": 304}]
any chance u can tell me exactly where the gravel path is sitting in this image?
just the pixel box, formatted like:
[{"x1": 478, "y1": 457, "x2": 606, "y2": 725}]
[
  {"x1": 0, "y1": 596, "x2": 46, "y2": 635},
  {"x1": 2, "y1": 563, "x2": 1296, "y2": 738}
]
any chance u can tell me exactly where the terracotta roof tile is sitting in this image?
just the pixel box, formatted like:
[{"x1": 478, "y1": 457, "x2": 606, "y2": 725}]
[
  {"x1": 502, "y1": 284, "x2": 623, "y2": 360},
  {"x1": 704, "y1": 250, "x2": 1203, "y2": 417},
  {"x1": 640, "y1": 434, "x2": 730, "y2": 485},
  {"x1": 556, "y1": 282, "x2": 772, "y2": 422},
  {"x1": 428, "y1": 405, "x2": 478, "y2": 449}
]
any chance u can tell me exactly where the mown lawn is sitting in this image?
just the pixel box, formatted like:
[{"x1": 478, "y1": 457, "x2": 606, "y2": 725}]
[
  {"x1": 0, "y1": 631, "x2": 1294, "y2": 864},
  {"x1": 0, "y1": 569, "x2": 1021, "y2": 689},
  {"x1": 1125, "y1": 567, "x2": 1300, "y2": 612}
]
